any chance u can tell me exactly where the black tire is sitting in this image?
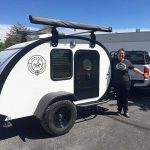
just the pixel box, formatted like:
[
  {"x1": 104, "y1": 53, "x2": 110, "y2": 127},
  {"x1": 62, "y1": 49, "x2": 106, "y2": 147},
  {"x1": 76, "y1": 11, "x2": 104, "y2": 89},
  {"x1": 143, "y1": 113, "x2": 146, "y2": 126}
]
[{"x1": 41, "y1": 100, "x2": 77, "y2": 136}]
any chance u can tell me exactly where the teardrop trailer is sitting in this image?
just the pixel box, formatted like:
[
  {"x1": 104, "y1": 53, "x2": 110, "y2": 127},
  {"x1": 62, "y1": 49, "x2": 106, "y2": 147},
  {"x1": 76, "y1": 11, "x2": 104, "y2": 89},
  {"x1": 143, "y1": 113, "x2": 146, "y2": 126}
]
[{"x1": 0, "y1": 16, "x2": 112, "y2": 136}]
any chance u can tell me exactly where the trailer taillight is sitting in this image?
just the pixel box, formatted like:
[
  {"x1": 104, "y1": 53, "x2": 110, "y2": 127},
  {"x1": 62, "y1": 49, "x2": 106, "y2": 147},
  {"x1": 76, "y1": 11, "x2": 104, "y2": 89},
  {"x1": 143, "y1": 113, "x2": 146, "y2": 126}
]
[{"x1": 144, "y1": 67, "x2": 149, "y2": 75}]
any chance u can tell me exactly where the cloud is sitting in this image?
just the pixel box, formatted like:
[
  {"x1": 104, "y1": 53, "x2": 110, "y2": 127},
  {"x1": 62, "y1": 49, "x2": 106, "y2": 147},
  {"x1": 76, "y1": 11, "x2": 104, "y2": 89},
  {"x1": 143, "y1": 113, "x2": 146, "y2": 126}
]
[{"x1": 0, "y1": 24, "x2": 12, "y2": 42}]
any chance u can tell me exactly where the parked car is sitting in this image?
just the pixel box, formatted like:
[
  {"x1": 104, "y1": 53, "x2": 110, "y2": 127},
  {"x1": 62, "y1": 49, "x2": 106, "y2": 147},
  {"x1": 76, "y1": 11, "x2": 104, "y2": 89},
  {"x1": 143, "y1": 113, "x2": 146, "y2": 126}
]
[{"x1": 110, "y1": 50, "x2": 150, "y2": 89}]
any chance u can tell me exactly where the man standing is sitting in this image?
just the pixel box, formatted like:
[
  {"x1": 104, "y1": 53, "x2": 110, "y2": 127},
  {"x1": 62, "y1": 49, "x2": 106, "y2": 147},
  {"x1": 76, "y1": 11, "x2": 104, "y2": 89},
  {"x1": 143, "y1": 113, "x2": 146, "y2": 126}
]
[{"x1": 111, "y1": 48, "x2": 148, "y2": 117}]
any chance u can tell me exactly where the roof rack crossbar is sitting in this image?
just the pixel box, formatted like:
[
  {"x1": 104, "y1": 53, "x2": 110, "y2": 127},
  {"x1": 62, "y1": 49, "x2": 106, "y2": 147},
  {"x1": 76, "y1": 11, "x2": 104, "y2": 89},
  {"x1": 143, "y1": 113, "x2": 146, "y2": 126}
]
[
  {"x1": 29, "y1": 15, "x2": 112, "y2": 32},
  {"x1": 16, "y1": 28, "x2": 51, "y2": 35}
]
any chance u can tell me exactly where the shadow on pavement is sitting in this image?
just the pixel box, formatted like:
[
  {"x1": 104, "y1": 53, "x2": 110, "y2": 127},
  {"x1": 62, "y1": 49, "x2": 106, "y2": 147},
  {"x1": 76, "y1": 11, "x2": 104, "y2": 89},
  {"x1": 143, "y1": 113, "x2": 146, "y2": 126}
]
[
  {"x1": 0, "y1": 106, "x2": 108, "y2": 141},
  {"x1": 129, "y1": 88, "x2": 150, "y2": 111},
  {"x1": 0, "y1": 104, "x2": 114, "y2": 141},
  {"x1": 76, "y1": 105, "x2": 110, "y2": 123},
  {"x1": 0, "y1": 116, "x2": 50, "y2": 141}
]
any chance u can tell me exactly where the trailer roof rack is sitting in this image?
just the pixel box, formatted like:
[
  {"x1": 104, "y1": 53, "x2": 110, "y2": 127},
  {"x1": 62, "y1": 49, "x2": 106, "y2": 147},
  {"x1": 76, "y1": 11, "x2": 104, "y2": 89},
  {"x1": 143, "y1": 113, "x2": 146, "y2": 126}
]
[
  {"x1": 16, "y1": 27, "x2": 52, "y2": 35},
  {"x1": 16, "y1": 27, "x2": 52, "y2": 42},
  {"x1": 28, "y1": 15, "x2": 112, "y2": 48}
]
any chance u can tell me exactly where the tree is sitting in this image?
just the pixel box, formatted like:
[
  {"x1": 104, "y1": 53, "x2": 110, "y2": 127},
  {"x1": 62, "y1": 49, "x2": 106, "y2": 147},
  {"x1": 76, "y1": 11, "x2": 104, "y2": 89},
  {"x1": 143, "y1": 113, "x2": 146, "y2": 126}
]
[
  {"x1": 0, "y1": 42, "x2": 6, "y2": 51},
  {"x1": 5, "y1": 24, "x2": 32, "y2": 48}
]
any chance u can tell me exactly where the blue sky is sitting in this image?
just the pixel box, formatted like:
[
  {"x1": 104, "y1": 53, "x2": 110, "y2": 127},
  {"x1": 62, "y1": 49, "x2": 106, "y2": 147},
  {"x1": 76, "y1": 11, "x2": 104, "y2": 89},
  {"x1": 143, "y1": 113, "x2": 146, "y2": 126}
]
[
  {"x1": 1, "y1": 0, "x2": 150, "y2": 28},
  {"x1": 0, "y1": 0, "x2": 150, "y2": 41}
]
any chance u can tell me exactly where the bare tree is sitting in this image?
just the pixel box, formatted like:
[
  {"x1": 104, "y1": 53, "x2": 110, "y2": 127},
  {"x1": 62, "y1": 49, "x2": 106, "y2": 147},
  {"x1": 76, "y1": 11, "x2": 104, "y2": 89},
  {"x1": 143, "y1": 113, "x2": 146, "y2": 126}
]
[{"x1": 5, "y1": 24, "x2": 32, "y2": 48}]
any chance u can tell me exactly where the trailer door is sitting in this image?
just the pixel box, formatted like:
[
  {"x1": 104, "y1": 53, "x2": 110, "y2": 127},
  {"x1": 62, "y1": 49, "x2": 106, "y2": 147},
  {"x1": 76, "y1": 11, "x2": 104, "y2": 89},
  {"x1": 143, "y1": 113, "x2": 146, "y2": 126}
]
[{"x1": 74, "y1": 50, "x2": 99, "y2": 100}]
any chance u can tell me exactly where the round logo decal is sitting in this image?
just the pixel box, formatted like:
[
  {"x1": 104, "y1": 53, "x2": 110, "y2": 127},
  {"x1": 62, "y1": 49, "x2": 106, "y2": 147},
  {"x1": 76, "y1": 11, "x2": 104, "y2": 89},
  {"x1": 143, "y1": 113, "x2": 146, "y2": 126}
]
[{"x1": 28, "y1": 55, "x2": 46, "y2": 76}]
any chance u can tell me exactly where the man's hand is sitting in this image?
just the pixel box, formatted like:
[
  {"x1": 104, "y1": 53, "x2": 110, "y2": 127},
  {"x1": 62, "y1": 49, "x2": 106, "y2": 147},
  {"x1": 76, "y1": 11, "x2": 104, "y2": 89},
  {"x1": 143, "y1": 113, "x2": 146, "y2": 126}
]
[{"x1": 144, "y1": 73, "x2": 149, "y2": 78}]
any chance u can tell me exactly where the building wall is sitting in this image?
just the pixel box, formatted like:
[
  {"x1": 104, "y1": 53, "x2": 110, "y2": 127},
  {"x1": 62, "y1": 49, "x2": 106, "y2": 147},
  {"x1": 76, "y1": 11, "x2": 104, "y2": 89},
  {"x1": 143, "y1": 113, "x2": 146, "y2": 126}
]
[{"x1": 95, "y1": 31, "x2": 150, "y2": 52}]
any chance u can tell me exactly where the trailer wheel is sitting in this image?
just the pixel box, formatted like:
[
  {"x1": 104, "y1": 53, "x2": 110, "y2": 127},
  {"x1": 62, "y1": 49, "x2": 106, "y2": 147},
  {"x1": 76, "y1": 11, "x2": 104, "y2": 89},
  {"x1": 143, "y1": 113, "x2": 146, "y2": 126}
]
[{"x1": 41, "y1": 100, "x2": 77, "y2": 136}]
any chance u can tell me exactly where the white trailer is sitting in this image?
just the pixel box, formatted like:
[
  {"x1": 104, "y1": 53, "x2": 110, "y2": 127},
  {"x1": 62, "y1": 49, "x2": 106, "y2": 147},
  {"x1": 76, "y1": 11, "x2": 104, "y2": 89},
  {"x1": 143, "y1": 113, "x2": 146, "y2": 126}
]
[{"x1": 0, "y1": 16, "x2": 112, "y2": 136}]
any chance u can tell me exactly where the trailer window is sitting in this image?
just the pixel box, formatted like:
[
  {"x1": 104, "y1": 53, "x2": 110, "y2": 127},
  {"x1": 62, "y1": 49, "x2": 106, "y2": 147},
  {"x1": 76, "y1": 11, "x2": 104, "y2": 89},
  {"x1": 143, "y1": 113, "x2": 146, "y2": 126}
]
[{"x1": 50, "y1": 49, "x2": 73, "y2": 80}]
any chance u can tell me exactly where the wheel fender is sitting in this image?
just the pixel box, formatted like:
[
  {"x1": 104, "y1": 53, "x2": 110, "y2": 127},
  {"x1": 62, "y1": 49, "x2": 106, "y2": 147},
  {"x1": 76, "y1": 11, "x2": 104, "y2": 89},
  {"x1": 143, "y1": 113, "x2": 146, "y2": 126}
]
[{"x1": 34, "y1": 91, "x2": 77, "y2": 120}]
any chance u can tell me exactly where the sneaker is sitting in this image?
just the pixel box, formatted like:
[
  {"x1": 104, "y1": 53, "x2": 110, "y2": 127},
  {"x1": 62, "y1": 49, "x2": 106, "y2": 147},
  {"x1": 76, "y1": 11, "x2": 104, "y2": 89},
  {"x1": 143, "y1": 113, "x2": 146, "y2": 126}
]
[
  {"x1": 116, "y1": 111, "x2": 122, "y2": 116},
  {"x1": 124, "y1": 112, "x2": 130, "y2": 118}
]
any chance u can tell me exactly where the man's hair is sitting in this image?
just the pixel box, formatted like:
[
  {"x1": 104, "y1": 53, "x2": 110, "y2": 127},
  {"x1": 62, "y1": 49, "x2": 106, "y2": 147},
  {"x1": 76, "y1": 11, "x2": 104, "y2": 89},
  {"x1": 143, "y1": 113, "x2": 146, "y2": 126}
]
[{"x1": 117, "y1": 48, "x2": 125, "y2": 53}]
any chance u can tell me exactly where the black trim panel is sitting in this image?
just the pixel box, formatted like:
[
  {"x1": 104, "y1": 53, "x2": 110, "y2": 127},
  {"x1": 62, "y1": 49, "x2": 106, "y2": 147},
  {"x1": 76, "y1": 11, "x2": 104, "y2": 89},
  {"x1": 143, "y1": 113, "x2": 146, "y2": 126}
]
[{"x1": 34, "y1": 91, "x2": 77, "y2": 119}]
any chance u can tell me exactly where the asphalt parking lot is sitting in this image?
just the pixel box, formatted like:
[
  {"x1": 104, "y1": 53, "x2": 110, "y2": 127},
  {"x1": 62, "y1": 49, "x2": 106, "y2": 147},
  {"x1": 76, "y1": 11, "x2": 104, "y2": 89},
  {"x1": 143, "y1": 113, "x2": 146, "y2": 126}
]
[{"x1": 0, "y1": 89, "x2": 150, "y2": 150}]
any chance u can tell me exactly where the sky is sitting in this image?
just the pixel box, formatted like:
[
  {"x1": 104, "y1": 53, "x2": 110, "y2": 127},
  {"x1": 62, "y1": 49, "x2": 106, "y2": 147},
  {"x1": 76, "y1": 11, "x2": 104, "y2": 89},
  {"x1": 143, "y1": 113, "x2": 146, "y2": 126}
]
[{"x1": 1, "y1": 0, "x2": 150, "y2": 42}]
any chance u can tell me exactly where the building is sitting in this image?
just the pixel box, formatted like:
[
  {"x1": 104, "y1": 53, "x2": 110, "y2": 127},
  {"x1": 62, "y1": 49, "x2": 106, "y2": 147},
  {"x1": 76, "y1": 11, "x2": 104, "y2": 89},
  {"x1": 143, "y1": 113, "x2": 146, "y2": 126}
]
[{"x1": 95, "y1": 30, "x2": 150, "y2": 52}]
